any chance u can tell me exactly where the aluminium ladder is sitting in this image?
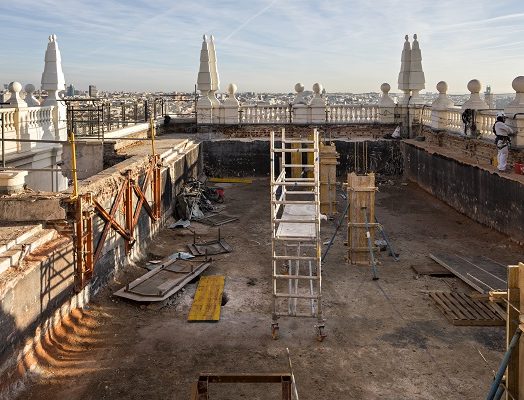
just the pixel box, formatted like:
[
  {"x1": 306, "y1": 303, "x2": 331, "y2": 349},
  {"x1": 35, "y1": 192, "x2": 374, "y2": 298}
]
[{"x1": 270, "y1": 128, "x2": 325, "y2": 341}]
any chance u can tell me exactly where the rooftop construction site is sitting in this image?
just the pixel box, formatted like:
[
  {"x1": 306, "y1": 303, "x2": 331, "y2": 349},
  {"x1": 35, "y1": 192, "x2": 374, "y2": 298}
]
[{"x1": 2, "y1": 29, "x2": 524, "y2": 400}]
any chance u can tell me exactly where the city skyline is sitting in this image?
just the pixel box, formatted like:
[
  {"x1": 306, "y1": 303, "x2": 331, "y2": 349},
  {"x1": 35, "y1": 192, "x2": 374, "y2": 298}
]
[{"x1": 1, "y1": 0, "x2": 524, "y2": 94}]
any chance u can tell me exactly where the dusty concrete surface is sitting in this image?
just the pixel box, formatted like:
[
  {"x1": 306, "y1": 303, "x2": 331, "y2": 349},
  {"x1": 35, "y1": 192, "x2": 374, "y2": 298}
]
[{"x1": 17, "y1": 179, "x2": 524, "y2": 400}]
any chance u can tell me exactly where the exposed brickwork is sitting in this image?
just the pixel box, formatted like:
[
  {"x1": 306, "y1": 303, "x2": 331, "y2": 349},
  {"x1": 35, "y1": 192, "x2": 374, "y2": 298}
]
[
  {"x1": 421, "y1": 126, "x2": 524, "y2": 167},
  {"x1": 196, "y1": 123, "x2": 398, "y2": 139}
]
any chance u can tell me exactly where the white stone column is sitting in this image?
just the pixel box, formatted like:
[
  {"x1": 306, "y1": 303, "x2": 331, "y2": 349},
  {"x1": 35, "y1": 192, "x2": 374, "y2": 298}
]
[
  {"x1": 222, "y1": 83, "x2": 240, "y2": 124},
  {"x1": 505, "y1": 76, "x2": 524, "y2": 147},
  {"x1": 431, "y1": 81, "x2": 454, "y2": 130},
  {"x1": 309, "y1": 83, "x2": 326, "y2": 123},
  {"x1": 292, "y1": 83, "x2": 308, "y2": 124},
  {"x1": 378, "y1": 83, "x2": 396, "y2": 123}
]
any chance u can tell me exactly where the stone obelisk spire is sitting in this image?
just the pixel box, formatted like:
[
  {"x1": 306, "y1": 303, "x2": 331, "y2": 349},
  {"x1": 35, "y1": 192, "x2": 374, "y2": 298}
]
[
  {"x1": 196, "y1": 35, "x2": 213, "y2": 123},
  {"x1": 397, "y1": 35, "x2": 411, "y2": 105},
  {"x1": 41, "y1": 34, "x2": 66, "y2": 106},
  {"x1": 408, "y1": 34, "x2": 425, "y2": 104},
  {"x1": 208, "y1": 35, "x2": 220, "y2": 107}
]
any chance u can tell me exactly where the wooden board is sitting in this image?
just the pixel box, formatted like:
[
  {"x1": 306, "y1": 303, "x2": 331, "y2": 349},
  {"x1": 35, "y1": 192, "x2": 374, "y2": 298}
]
[
  {"x1": 276, "y1": 204, "x2": 316, "y2": 239},
  {"x1": 188, "y1": 275, "x2": 225, "y2": 322},
  {"x1": 429, "y1": 291, "x2": 505, "y2": 326},
  {"x1": 347, "y1": 172, "x2": 376, "y2": 265},
  {"x1": 208, "y1": 177, "x2": 252, "y2": 184},
  {"x1": 411, "y1": 264, "x2": 453, "y2": 276},
  {"x1": 429, "y1": 253, "x2": 507, "y2": 293}
]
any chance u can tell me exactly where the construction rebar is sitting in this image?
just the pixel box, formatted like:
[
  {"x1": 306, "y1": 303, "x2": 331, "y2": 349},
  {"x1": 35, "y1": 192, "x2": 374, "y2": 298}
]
[{"x1": 363, "y1": 206, "x2": 379, "y2": 280}]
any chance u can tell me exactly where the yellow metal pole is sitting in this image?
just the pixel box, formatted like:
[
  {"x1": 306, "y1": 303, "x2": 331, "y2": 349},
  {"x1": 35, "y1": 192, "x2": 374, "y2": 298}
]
[
  {"x1": 150, "y1": 116, "x2": 156, "y2": 157},
  {"x1": 69, "y1": 130, "x2": 78, "y2": 200}
]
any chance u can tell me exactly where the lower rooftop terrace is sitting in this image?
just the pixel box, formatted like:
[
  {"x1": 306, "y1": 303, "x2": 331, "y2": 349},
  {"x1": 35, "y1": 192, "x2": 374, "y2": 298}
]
[{"x1": 1, "y1": 73, "x2": 524, "y2": 399}]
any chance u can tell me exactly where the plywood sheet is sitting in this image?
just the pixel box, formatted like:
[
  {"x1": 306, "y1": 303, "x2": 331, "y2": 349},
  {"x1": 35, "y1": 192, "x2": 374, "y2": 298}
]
[
  {"x1": 430, "y1": 253, "x2": 507, "y2": 293},
  {"x1": 276, "y1": 204, "x2": 316, "y2": 239},
  {"x1": 188, "y1": 275, "x2": 225, "y2": 322}
]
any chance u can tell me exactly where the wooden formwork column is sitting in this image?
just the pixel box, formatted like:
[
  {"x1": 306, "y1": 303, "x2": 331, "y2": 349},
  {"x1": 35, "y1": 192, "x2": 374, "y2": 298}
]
[
  {"x1": 508, "y1": 265, "x2": 520, "y2": 399},
  {"x1": 347, "y1": 172, "x2": 377, "y2": 265},
  {"x1": 320, "y1": 142, "x2": 339, "y2": 215},
  {"x1": 290, "y1": 142, "x2": 302, "y2": 178}
]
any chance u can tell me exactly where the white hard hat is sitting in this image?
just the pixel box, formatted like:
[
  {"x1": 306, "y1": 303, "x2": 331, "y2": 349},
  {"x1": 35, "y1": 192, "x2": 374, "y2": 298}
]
[{"x1": 496, "y1": 111, "x2": 506, "y2": 118}]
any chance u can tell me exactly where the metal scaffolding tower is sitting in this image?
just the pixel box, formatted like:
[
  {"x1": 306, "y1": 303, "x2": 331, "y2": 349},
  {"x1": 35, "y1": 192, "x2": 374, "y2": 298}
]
[{"x1": 270, "y1": 128, "x2": 325, "y2": 341}]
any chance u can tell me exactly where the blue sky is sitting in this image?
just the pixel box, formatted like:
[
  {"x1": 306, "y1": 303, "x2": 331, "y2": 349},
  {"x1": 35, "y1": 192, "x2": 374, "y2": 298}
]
[{"x1": 1, "y1": 0, "x2": 523, "y2": 93}]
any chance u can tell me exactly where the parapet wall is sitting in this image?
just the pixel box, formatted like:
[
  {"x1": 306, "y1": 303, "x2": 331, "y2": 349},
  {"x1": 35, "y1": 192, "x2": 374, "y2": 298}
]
[
  {"x1": 403, "y1": 140, "x2": 524, "y2": 243},
  {"x1": 202, "y1": 138, "x2": 403, "y2": 178},
  {"x1": 0, "y1": 139, "x2": 201, "y2": 395}
]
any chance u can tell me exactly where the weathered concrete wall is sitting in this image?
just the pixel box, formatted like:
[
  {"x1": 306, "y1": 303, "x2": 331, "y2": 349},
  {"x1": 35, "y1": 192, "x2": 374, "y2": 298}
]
[
  {"x1": 0, "y1": 140, "x2": 201, "y2": 395},
  {"x1": 403, "y1": 141, "x2": 524, "y2": 242},
  {"x1": 62, "y1": 141, "x2": 104, "y2": 180},
  {"x1": 202, "y1": 139, "x2": 403, "y2": 178}
]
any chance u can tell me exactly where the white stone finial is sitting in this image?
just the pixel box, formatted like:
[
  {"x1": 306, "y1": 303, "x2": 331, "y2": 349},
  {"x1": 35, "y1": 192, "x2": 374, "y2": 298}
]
[
  {"x1": 413, "y1": 33, "x2": 418, "y2": 40},
  {"x1": 8, "y1": 81, "x2": 27, "y2": 107},
  {"x1": 462, "y1": 79, "x2": 488, "y2": 110},
  {"x1": 293, "y1": 83, "x2": 306, "y2": 105},
  {"x1": 432, "y1": 81, "x2": 454, "y2": 109},
  {"x1": 41, "y1": 34, "x2": 66, "y2": 105},
  {"x1": 196, "y1": 35, "x2": 212, "y2": 94},
  {"x1": 505, "y1": 76, "x2": 524, "y2": 113},
  {"x1": 208, "y1": 34, "x2": 220, "y2": 108},
  {"x1": 227, "y1": 83, "x2": 237, "y2": 96},
  {"x1": 398, "y1": 34, "x2": 411, "y2": 101},
  {"x1": 24, "y1": 84, "x2": 41, "y2": 106},
  {"x1": 312, "y1": 83, "x2": 322, "y2": 95},
  {"x1": 378, "y1": 82, "x2": 395, "y2": 107}
]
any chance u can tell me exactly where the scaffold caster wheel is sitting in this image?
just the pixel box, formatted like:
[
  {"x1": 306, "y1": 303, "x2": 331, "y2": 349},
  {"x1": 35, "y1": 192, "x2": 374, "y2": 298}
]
[
  {"x1": 316, "y1": 325, "x2": 326, "y2": 342},
  {"x1": 271, "y1": 323, "x2": 279, "y2": 340}
]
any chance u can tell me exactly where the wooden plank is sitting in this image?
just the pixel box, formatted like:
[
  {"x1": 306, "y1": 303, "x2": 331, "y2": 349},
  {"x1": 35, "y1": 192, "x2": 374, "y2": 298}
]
[
  {"x1": 188, "y1": 275, "x2": 225, "y2": 322},
  {"x1": 320, "y1": 142, "x2": 338, "y2": 215},
  {"x1": 429, "y1": 291, "x2": 505, "y2": 326},
  {"x1": 429, "y1": 253, "x2": 507, "y2": 293},
  {"x1": 412, "y1": 264, "x2": 453, "y2": 276},
  {"x1": 208, "y1": 177, "x2": 252, "y2": 184}
]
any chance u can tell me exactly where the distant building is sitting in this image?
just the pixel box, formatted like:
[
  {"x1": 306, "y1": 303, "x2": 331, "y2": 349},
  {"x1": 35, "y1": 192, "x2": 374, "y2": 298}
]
[
  {"x1": 66, "y1": 84, "x2": 75, "y2": 97},
  {"x1": 89, "y1": 85, "x2": 98, "y2": 97},
  {"x1": 484, "y1": 85, "x2": 494, "y2": 109}
]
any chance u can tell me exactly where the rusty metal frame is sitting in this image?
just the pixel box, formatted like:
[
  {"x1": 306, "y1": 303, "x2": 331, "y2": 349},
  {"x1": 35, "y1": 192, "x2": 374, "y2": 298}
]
[
  {"x1": 74, "y1": 155, "x2": 162, "y2": 291},
  {"x1": 190, "y1": 373, "x2": 292, "y2": 400}
]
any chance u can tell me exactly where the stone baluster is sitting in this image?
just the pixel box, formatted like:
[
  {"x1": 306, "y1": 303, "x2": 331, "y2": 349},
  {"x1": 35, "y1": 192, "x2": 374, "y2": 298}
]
[
  {"x1": 505, "y1": 76, "x2": 524, "y2": 147},
  {"x1": 222, "y1": 83, "x2": 239, "y2": 124},
  {"x1": 310, "y1": 83, "x2": 326, "y2": 123}
]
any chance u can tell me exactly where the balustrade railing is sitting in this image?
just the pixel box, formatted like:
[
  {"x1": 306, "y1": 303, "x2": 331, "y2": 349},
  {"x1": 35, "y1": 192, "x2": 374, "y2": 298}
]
[
  {"x1": 0, "y1": 108, "x2": 16, "y2": 132},
  {"x1": 326, "y1": 105, "x2": 378, "y2": 123},
  {"x1": 239, "y1": 105, "x2": 290, "y2": 123}
]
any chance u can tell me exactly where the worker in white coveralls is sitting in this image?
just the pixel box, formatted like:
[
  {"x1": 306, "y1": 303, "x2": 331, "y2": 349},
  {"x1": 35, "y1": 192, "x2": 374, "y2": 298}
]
[{"x1": 493, "y1": 111, "x2": 515, "y2": 172}]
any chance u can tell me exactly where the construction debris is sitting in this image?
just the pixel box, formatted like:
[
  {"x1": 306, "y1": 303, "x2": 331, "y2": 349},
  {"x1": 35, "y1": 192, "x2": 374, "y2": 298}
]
[
  {"x1": 175, "y1": 178, "x2": 224, "y2": 221},
  {"x1": 187, "y1": 229, "x2": 233, "y2": 256},
  {"x1": 114, "y1": 259, "x2": 211, "y2": 302},
  {"x1": 144, "y1": 251, "x2": 194, "y2": 271},
  {"x1": 194, "y1": 213, "x2": 238, "y2": 226}
]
